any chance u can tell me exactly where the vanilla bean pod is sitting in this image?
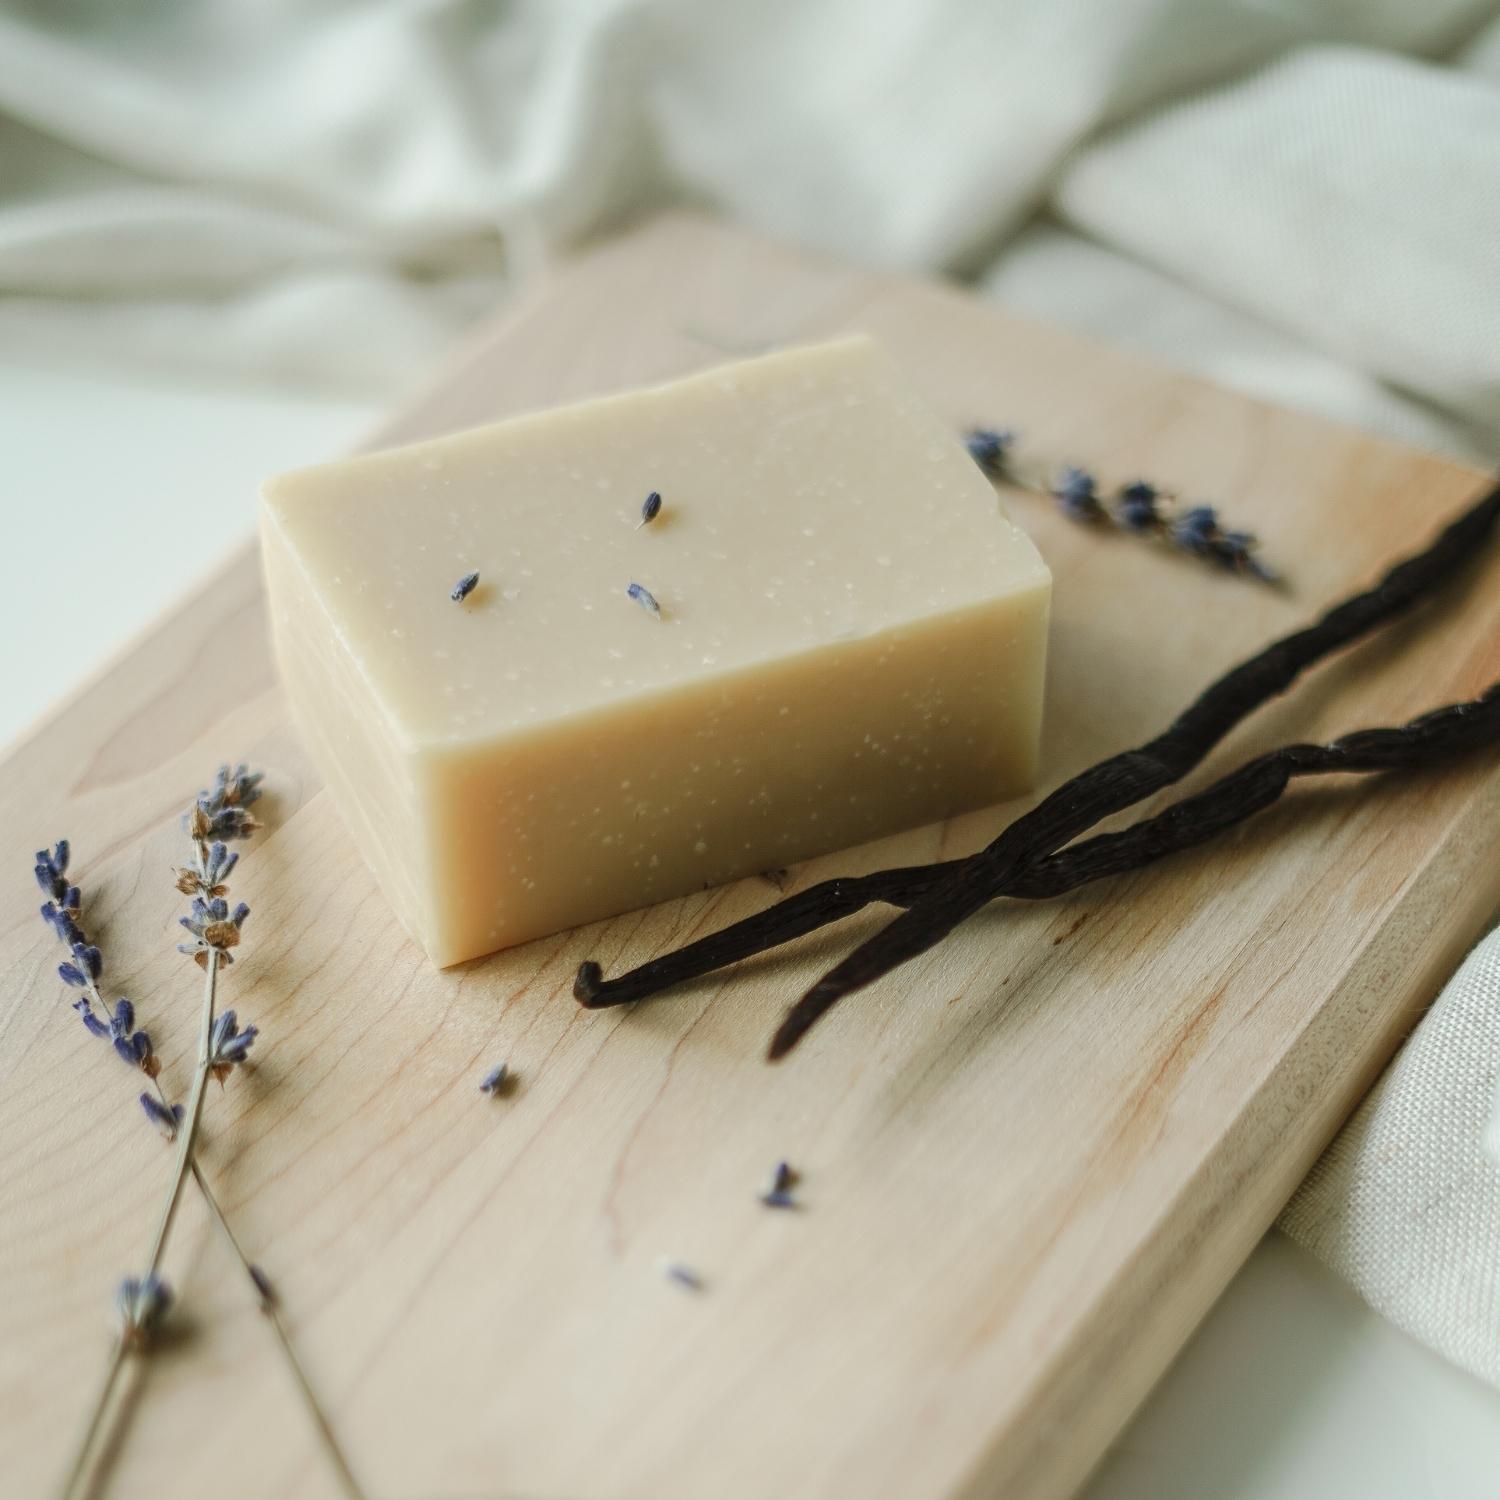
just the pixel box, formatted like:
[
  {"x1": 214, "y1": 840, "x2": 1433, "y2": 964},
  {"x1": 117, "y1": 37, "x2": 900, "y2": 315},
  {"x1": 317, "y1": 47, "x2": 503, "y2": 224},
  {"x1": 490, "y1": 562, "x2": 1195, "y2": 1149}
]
[
  {"x1": 1018, "y1": 680, "x2": 1500, "y2": 889},
  {"x1": 766, "y1": 479, "x2": 1500, "y2": 1059},
  {"x1": 576, "y1": 682, "x2": 1500, "y2": 1012}
]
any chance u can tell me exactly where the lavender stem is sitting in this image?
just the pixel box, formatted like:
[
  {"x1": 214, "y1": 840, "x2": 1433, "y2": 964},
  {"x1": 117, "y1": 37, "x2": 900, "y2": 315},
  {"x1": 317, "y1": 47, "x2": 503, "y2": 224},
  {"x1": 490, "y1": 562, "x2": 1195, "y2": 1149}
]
[
  {"x1": 56, "y1": 1338, "x2": 128, "y2": 1500},
  {"x1": 64, "y1": 891, "x2": 365, "y2": 1500},
  {"x1": 144, "y1": 944, "x2": 220, "y2": 1278},
  {"x1": 60, "y1": 957, "x2": 223, "y2": 1496}
]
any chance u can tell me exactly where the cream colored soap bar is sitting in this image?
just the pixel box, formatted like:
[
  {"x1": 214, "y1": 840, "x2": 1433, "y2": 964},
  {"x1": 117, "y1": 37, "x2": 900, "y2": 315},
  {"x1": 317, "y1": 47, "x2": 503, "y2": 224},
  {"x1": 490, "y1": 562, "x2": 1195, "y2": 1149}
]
[{"x1": 260, "y1": 337, "x2": 1051, "y2": 966}]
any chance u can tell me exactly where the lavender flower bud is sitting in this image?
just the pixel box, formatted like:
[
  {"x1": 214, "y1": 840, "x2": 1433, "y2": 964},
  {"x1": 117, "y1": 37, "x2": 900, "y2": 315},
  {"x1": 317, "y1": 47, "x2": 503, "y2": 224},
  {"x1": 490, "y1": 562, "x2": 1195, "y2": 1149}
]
[
  {"x1": 965, "y1": 428, "x2": 1015, "y2": 473},
  {"x1": 626, "y1": 581, "x2": 662, "y2": 619},
  {"x1": 74, "y1": 999, "x2": 109, "y2": 1039},
  {"x1": 1116, "y1": 481, "x2": 1161, "y2": 533},
  {"x1": 70, "y1": 943, "x2": 103, "y2": 981},
  {"x1": 1171, "y1": 505, "x2": 1220, "y2": 555},
  {"x1": 1053, "y1": 466, "x2": 1104, "y2": 523},
  {"x1": 115, "y1": 1274, "x2": 172, "y2": 1348},
  {"x1": 659, "y1": 1259, "x2": 704, "y2": 1291},
  {"x1": 187, "y1": 764, "x2": 264, "y2": 842},
  {"x1": 139, "y1": 1093, "x2": 183, "y2": 1139},
  {"x1": 208, "y1": 1010, "x2": 259, "y2": 1073},
  {"x1": 760, "y1": 1160, "x2": 799, "y2": 1207},
  {"x1": 1212, "y1": 529, "x2": 1275, "y2": 580}
]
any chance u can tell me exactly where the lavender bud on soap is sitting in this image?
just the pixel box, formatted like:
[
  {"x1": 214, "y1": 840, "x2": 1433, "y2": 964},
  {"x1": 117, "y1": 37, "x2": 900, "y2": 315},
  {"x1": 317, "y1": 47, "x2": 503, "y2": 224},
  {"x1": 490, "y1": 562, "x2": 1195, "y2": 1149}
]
[{"x1": 626, "y1": 581, "x2": 662, "y2": 619}]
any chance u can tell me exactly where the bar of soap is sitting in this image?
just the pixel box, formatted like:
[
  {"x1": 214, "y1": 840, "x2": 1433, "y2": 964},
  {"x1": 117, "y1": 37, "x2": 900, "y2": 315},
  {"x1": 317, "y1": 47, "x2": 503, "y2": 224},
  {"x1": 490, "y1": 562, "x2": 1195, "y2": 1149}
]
[{"x1": 260, "y1": 336, "x2": 1050, "y2": 966}]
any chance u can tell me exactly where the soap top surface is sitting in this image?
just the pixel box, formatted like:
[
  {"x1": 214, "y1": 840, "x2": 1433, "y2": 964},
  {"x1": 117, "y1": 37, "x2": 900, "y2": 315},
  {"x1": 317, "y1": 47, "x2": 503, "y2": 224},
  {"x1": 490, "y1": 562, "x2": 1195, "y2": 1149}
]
[{"x1": 261, "y1": 336, "x2": 1049, "y2": 747}]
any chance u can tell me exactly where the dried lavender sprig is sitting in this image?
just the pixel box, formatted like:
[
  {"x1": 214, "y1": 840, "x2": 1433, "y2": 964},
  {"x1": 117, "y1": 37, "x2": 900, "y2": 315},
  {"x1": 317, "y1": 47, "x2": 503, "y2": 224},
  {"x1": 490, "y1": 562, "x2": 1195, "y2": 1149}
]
[
  {"x1": 146, "y1": 767, "x2": 266, "y2": 1285},
  {"x1": 965, "y1": 428, "x2": 1276, "y2": 581},
  {"x1": 51, "y1": 812, "x2": 362, "y2": 1500},
  {"x1": 770, "y1": 477, "x2": 1500, "y2": 1058},
  {"x1": 36, "y1": 847, "x2": 168, "y2": 1094},
  {"x1": 60, "y1": 775, "x2": 260, "y2": 1500}
]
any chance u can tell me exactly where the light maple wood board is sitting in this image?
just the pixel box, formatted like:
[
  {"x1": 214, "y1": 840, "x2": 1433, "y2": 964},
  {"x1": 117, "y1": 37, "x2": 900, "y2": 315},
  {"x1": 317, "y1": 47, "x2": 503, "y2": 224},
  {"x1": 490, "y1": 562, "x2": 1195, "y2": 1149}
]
[{"x1": 4, "y1": 214, "x2": 1500, "y2": 1500}]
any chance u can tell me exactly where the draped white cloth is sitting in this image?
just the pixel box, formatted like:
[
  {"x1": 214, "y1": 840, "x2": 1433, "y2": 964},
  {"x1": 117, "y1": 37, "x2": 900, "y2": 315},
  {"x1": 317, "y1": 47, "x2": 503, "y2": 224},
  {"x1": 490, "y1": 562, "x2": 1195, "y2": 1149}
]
[{"x1": 3, "y1": 0, "x2": 1498, "y2": 1383}]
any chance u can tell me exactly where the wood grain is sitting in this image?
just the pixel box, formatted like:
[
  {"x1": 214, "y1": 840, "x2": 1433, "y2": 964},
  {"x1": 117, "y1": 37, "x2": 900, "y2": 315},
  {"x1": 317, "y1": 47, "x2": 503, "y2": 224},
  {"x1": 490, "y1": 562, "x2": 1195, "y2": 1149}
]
[{"x1": 3, "y1": 213, "x2": 1499, "y2": 1500}]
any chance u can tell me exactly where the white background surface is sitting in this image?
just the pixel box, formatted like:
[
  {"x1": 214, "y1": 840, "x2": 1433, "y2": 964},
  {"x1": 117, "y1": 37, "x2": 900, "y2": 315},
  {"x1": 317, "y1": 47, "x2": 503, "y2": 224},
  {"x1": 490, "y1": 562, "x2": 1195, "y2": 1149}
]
[{"x1": 6, "y1": 353, "x2": 1500, "y2": 1497}]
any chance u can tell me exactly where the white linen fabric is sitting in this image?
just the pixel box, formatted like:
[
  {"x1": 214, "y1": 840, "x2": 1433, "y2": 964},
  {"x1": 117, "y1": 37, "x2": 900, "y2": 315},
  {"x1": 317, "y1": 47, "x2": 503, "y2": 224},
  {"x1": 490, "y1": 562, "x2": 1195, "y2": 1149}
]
[
  {"x1": 2, "y1": 0, "x2": 1498, "y2": 1381},
  {"x1": 1282, "y1": 940, "x2": 1500, "y2": 1390}
]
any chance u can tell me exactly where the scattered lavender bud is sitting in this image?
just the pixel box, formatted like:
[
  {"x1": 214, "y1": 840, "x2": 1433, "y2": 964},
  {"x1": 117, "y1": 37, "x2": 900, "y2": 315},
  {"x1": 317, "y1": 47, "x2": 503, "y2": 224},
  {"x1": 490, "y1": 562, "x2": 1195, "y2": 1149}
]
[
  {"x1": 637, "y1": 491, "x2": 663, "y2": 528},
  {"x1": 659, "y1": 1259, "x2": 704, "y2": 1292},
  {"x1": 1115, "y1": 481, "x2": 1161, "y2": 533},
  {"x1": 249, "y1": 1264, "x2": 277, "y2": 1307},
  {"x1": 478, "y1": 1061, "x2": 510, "y2": 1095},
  {"x1": 964, "y1": 428, "x2": 1015, "y2": 473},
  {"x1": 140, "y1": 1093, "x2": 184, "y2": 1140},
  {"x1": 58, "y1": 961, "x2": 88, "y2": 989},
  {"x1": 760, "y1": 1160, "x2": 799, "y2": 1208},
  {"x1": 451, "y1": 571, "x2": 480, "y2": 603},
  {"x1": 1052, "y1": 466, "x2": 1105, "y2": 523},
  {"x1": 626, "y1": 581, "x2": 662, "y2": 619},
  {"x1": 115, "y1": 1274, "x2": 172, "y2": 1349}
]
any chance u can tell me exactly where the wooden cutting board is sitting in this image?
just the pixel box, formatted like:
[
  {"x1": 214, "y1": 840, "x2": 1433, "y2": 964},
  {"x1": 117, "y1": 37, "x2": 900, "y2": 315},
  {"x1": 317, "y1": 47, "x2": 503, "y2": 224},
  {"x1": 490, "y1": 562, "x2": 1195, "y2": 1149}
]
[{"x1": 4, "y1": 214, "x2": 1499, "y2": 1500}]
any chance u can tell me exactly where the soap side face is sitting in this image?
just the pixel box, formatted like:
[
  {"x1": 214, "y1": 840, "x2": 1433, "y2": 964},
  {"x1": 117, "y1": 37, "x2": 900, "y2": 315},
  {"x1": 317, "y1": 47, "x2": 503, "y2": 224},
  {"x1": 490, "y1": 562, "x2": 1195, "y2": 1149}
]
[
  {"x1": 261, "y1": 335, "x2": 1051, "y2": 966},
  {"x1": 261, "y1": 505, "x2": 441, "y2": 957}
]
